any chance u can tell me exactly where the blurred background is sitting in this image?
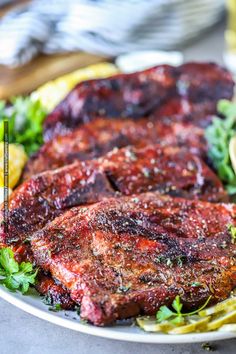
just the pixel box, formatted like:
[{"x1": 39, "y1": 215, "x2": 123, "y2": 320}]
[{"x1": 0, "y1": 0, "x2": 235, "y2": 99}]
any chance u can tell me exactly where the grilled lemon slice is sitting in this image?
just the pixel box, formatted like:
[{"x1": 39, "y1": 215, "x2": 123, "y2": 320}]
[
  {"x1": 136, "y1": 317, "x2": 174, "y2": 333},
  {"x1": 199, "y1": 297, "x2": 236, "y2": 317},
  {"x1": 168, "y1": 316, "x2": 210, "y2": 334},
  {"x1": 206, "y1": 309, "x2": 236, "y2": 331},
  {"x1": 0, "y1": 142, "x2": 27, "y2": 189},
  {"x1": 137, "y1": 296, "x2": 236, "y2": 334}
]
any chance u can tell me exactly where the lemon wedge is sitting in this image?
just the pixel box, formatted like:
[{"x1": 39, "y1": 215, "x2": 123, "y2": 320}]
[{"x1": 0, "y1": 142, "x2": 28, "y2": 189}]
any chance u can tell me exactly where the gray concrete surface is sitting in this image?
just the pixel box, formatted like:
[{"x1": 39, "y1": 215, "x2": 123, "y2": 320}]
[{"x1": 1, "y1": 22, "x2": 236, "y2": 354}]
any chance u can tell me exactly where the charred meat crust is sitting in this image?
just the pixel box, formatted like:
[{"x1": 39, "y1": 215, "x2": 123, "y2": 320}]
[
  {"x1": 24, "y1": 118, "x2": 207, "y2": 178},
  {"x1": 31, "y1": 192, "x2": 236, "y2": 326},
  {"x1": 1, "y1": 145, "x2": 227, "y2": 245},
  {"x1": 43, "y1": 62, "x2": 234, "y2": 141},
  {"x1": 35, "y1": 272, "x2": 75, "y2": 310}
]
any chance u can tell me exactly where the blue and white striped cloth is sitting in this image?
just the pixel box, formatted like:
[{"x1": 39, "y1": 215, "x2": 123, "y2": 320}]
[{"x1": 0, "y1": 0, "x2": 224, "y2": 67}]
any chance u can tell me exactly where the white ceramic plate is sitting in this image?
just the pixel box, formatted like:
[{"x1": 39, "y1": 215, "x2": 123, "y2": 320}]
[{"x1": 0, "y1": 285, "x2": 236, "y2": 343}]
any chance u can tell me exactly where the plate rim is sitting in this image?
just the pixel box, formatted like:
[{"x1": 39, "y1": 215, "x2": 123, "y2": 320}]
[{"x1": 0, "y1": 286, "x2": 236, "y2": 344}]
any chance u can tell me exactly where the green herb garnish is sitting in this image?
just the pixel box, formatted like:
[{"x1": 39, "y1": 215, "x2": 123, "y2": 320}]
[
  {"x1": 156, "y1": 295, "x2": 212, "y2": 325},
  {"x1": 117, "y1": 285, "x2": 131, "y2": 294},
  {"x1": 155, "y1": 255, "x2": 187, "y2": 268},
  {"x1": 227, "y1": 224, "x2": 236, "y2": 244},
  {"x1": 0, "y1": 248, "x2": 38, "y2": 294},
  {"x1": 0, "y1": 96, "x2": 47, "y2": 155},
  {"x1": 191, "y1": 282, "x2": 202, "y2": 287},
  {"x1": 205, "y1": 99, "x2": 236, "y2": 194},
  {"x1": 42, "y1": 293, "x2": 53, "y2": 306},
  {"x1": 49, "y1": 304, "x2": 62, "y2": 312}
]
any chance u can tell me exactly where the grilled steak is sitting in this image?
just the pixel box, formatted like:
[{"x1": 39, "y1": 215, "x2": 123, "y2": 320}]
[
  {"x1": 43, "y1": 62, "x2": 234, "y2": 141},
  {"x1": 1, "y1": 145, "x2": 227, "y2": 247},
  {"x1": 2, "y1": 62, "x2": 234, "y2": 320},
  {"x1": 31, "y1": 192, "x2": 236, "y2": 325},
  {"x1": 25, "y1": 117, "x2": 207, "y2": 178}
]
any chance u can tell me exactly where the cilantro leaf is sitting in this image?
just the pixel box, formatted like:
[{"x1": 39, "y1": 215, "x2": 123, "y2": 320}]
[
  {"x1": 156, "y1": 305, "x2": 175, "y2": 322},
  {"x1": 3, "y1": 270, "x2": 37, "y2": 294},
  {"x1": 205, "y1": 99, "x2": 236, "y2": 194},
  {"x1": 0, "y1": 248, "x2": 19, "y2": 274},
  {"x1": 19, "y1": 262, "x2": 33, "y2": 273},
  {"x1": 172, "y1": 295, "x2": 183, "y2": 314},
  {"x1": 156, "y1": 295, "x2": 212, "y2": 324},
  {"x1": 0, "y1": 96, "x2": 47, "y2": 155},
  {"x1": 0, "y1": 248, "x2": 38, "y2": 294}
]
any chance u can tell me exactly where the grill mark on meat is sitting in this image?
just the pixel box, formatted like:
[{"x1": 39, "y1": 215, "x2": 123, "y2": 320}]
[{"x1": 93, "y1": 211, "x2": 191, "y2": 265}]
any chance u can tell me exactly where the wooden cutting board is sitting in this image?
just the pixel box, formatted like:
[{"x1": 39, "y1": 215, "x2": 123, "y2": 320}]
[{"x1": 0, "y1": 52, "x2": 108, "y2": 100}]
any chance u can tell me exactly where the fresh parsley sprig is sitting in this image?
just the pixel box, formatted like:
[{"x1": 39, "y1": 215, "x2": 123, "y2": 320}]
[
  {"x1": 0, "y1": 96, "x2": 47, "y2": 155},
  {"x1": 205, "y1": 99, "x2": 236, "y2": 194},
  {"x1": 156, "y1": 295, "x2": 212, "y2": 325},
  {"x1": 0, "y1": 248, "x2": 38, "y2": 294}
]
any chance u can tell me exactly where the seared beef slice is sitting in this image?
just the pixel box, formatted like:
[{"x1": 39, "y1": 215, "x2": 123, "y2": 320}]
[
  {"x1": 1, "y1": 145, "x2": 227, "y2": 246},
  {"x1": 25, "y1": 118, "x2": 207, "y2": 178},
  {"x1": 43, "y1": 62, "x2": 234, "y2": 141},
  {"x1": 31, "y1": 192, "x2": 236, "y2": 325}
]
